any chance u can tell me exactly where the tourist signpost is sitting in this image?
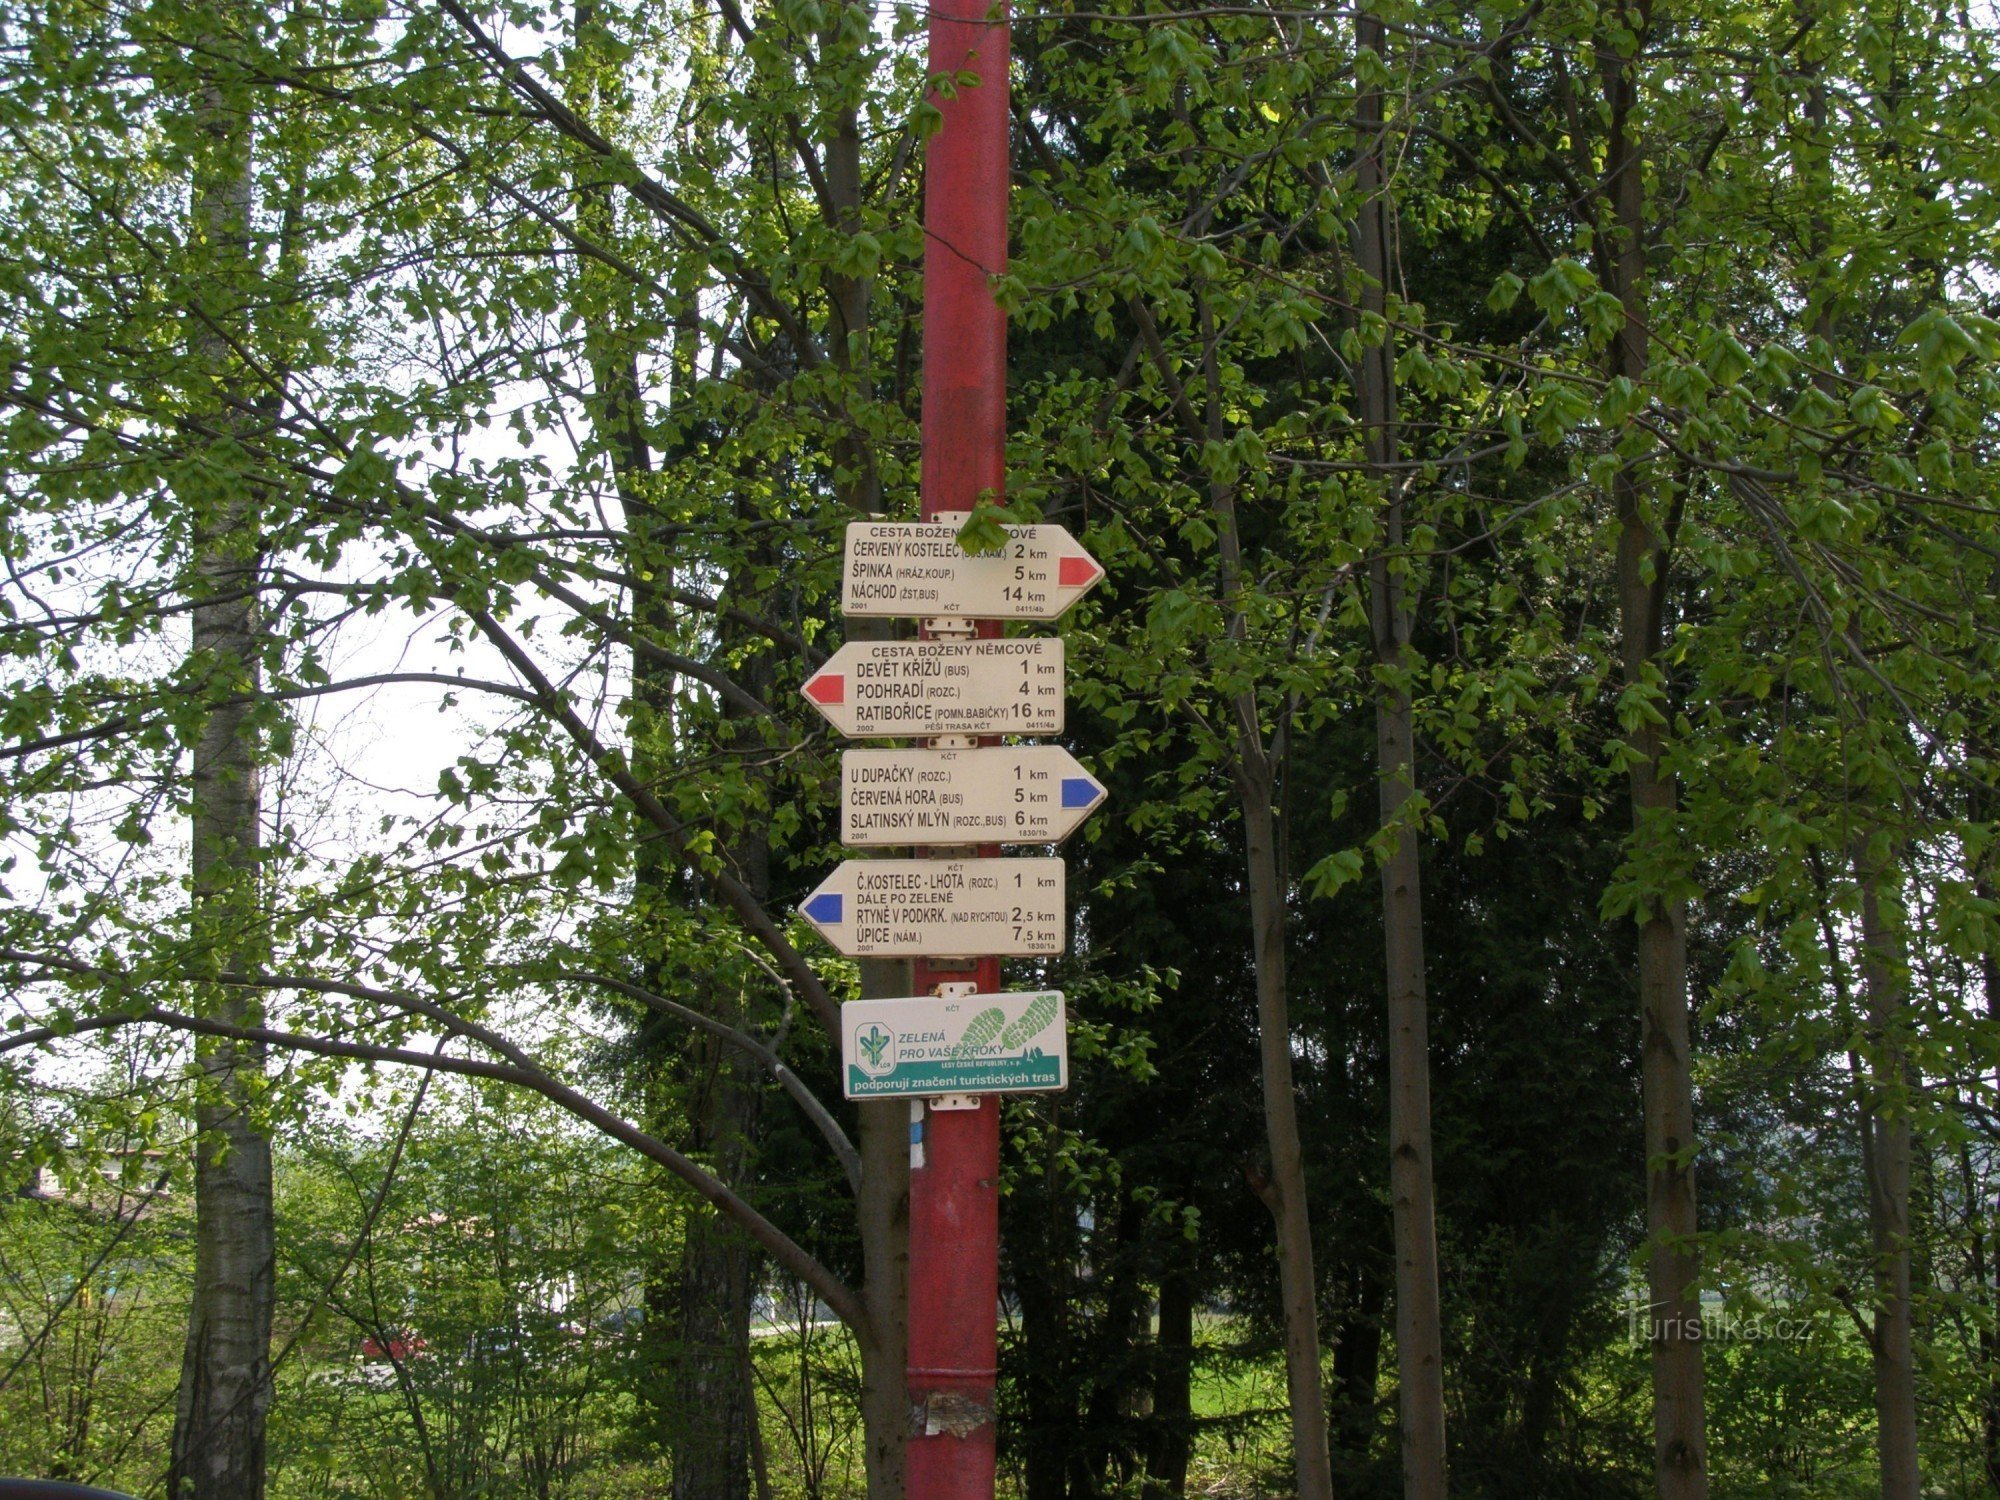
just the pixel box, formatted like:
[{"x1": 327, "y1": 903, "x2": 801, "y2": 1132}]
[{"x1": 795, "y1": 5, "x2": 1085, "y2": 1491}]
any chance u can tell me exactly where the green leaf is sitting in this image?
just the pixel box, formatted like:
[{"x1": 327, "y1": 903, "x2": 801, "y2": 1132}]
[
  {"x1": 1487, "y1": 271, "x2": 1525, "y2": 312},
  {"x1": 1302, "y1": 847, "x2": 1366, "y2": 899},
  {"x1": 954, "y1": 499, "x2": 1013, "y2": 556}
]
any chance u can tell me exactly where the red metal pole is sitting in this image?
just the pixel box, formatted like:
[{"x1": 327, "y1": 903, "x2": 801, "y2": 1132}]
[
  {"x1": 921, "y1": 0, "x2": 1009, "y2": 518},
  {"x1": 909, "y1": 0, "x2": 1009, "y2": 1494},
  {"x1": 902, "y1": 1010, "x2": 1000, "y2": 1498}
]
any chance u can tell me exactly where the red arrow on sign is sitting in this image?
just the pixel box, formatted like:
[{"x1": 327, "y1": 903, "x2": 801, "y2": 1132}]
[
  {"x1": 1058, "y1": 555, "x2": 1101, "y2": 588},
  {"x1": 804, "y1": 673, "x2": 844, "y2": 704}
]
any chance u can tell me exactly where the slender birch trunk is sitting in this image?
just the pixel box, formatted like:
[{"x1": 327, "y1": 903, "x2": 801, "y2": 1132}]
[
  {"x1": 170, "y1": 13, "x2": 275, "y2": 1494},
  {"x1": 1173, "y1": 281, "x2": 1332, "y2": 1500},
  {"x1": 1206, "y1": 358, "x2": 1332, "y2": 1492},
  {"x1": 1594, "y1": 6, "x2": 1706, "y2": 1493},
  {"x1": 1964, "y1": 1135, "x2": 2000, "y2": 1496},
  {"x1": 1856, "y1": 839, "x2": 1920, "y2": 1499},
  {"x1": 1121, "y1": 162, "x2": 1334, "y2": 1494},
  {"x1": 1234, "y1": 753, "x2": 1336, "y2": 1500},
  {"x1": 1979, "y1": 923, "x2": 2000, "y2": 1495},
  {"x1": 1354, "y1": 9, "x2": 1447, "y2": 1494}
]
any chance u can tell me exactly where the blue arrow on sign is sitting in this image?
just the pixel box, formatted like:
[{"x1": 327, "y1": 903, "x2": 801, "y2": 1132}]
[
  {"x1": 1060, "y1": 777, "x2": 1101, "y2": 809},
  {"x1": 804, "y1": 893, "x2": 844, "y2": 924}
]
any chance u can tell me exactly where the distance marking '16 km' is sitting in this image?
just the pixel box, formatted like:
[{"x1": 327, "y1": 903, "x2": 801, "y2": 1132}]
[
  {"x1": 841, "y1": 746, "x2": 1105, "y2": 847},
  {"x1": 842, "y1": 991, "x2": 1068, "y2": 1099},
  {"x1": 841, "y1": 518, "x2": 1103, "y2": 620},
  {"x1": 801, "y1": 638, "x2": 1064, "y2": 738},
  {"x1": 800, "y1": 857, "x2": 1065, "y2": 957}
]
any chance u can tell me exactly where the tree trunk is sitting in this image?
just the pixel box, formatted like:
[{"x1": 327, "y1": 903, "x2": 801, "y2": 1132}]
[
  {"x1": 1188, "y1": 276, "x2": 1333, "y2": 1500},
  {"x1": 855, "y1": 1061, "x2": 912, "y2": 1500},
  {"x1": 818, "y1": 18, "x2": 909, "y2": 1478},
  {"x1": 1015, "y1": 1191, "x2": 1069, "y2": 1500},
  {"x1": 1145, "y1": 1272, "x2": 1195, "y2": 1500},
  {"x1": 567, "y1": 23, "x2": 773, "y2": 1479},
  {"x1": 1957, "y1": 1138, "x2": 1997, "y2": 1497},
  {"x1": 1595, "y1": 6, "x2": 1706, "y2": 1493},
  {"x1": 1619, "y1": 601, "x2": 1703, "y2": 1500},
  {"x1": 170, "y1": 14, "x2": 275, "y2": 1497},
  {"x1": 1332, "y1": 1269, "x2": 1386, "y2": 1460},
  {"x1": 1617, "y1": 408, "x2": 1705, "y2": 1500},
  {"x1": 1981, "y1": 936, "x2": 2000, "y2": 1496},
  {"x1": 671, "y1": 1157, "x2": 759, "y2": 1500},
  {"x1": 840, "y1": 517, "x2": 907, "y2": 1500},
  {"x1": 1791, "y1": 24, "x2": 1919, "y2": 1491},
  {"x1": 1084, "y1": 1192, "x2": 1152, "y2": 1494},
  {"x1": 666, "y1": 486, "x2": 790, "y2": 1499},
  {"x1": 1856, "y1": 840, "x2": 1920, "y2": 1500},
  {"x1": 1373, "y1": 685, "x2": 1446, "y2": 1500},
  {"x1": 1236, "y1": 757, "x2": 1335, "y2": 1500},
  {"x1": 669, "y1": 988, "x2": 764, "y2": 1500},
  {"x1": 172, "y1": 1004, "x2": 274, "y2": 1500},
  {"x1": 1355, "y1": 10, "x2": 1447, "y2": 1494}
]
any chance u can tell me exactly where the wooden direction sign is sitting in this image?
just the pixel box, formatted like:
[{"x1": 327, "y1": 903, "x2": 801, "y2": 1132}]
[
  {"x1": 800, "y1": 857, "x2": 1064, "y2": 956},
  {"x1": 841, "y1": 746, "x2": 1105, "y2": 846},
  {"x1": 842, "y1": 519, "x2": 1104, "y2": 620},
  {"x1": 842, "y1": 991, "x2": 1068, "y2": 1099},
  {"x1": 801, "y1": 638, "x2": 1064, "y2": 738}
]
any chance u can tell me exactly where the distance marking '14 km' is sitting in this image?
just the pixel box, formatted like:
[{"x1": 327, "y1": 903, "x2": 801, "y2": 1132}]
[
  {"x1": 842, "y1": 991, "x2": 1068, "y2": 1100},
  {"x1": 801, "y1": 637, "x2": 1064, "y2": 738},
  {"x1": 841, "y1": 746, "x2": 1106, "y2": 847},
  {"x1": 800, "y1": 857, "x2": 1065, "y2": 957},
  {"x1": 841, "y1": 517, "x2": 1104, "y2": 620}
]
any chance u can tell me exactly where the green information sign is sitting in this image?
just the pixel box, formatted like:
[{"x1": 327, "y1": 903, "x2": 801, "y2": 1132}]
[{"x1": 841, "y1": 991, "x2": 1068, "y2": 1099}]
